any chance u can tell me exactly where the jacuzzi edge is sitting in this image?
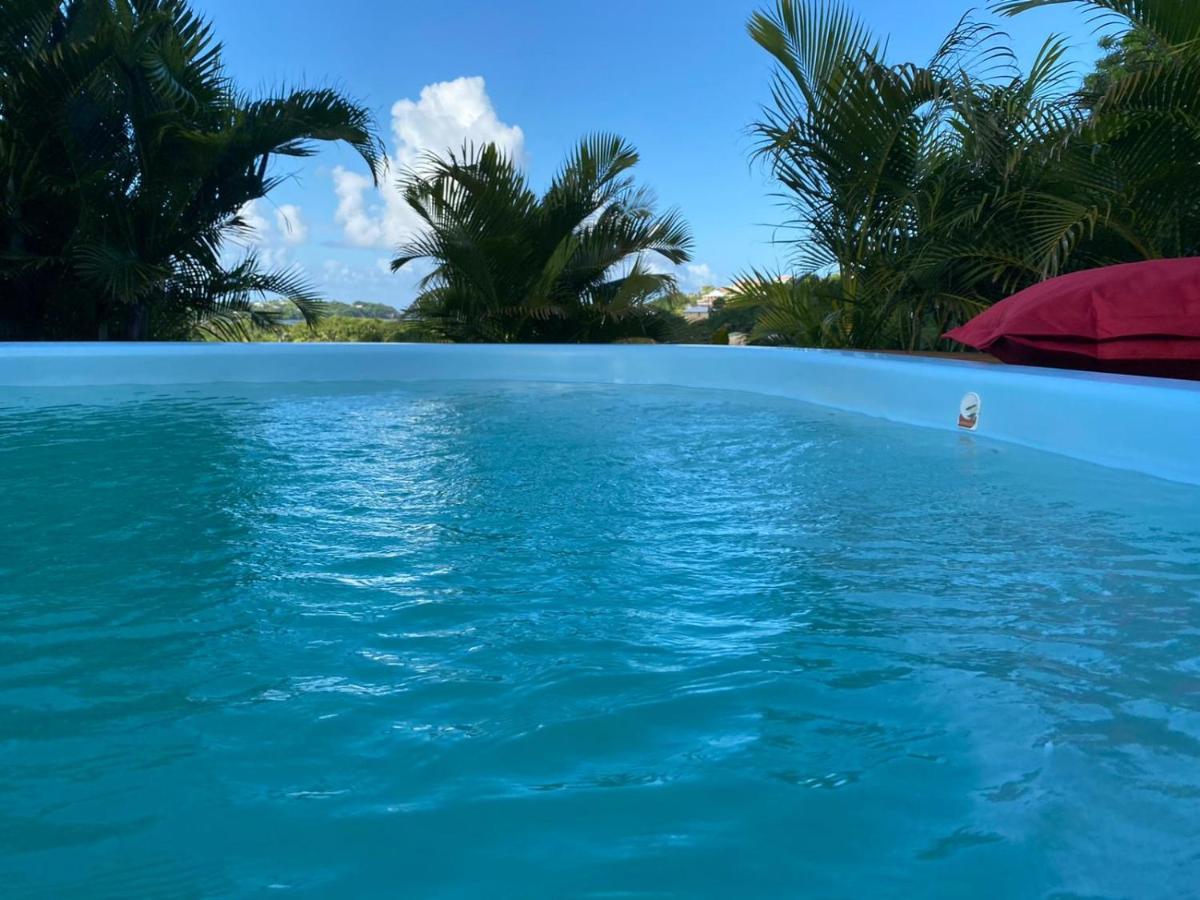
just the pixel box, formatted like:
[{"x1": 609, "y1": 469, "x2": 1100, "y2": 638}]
[{"x1": 2, "y1": 342, "x2": 1198, "y2": 486}]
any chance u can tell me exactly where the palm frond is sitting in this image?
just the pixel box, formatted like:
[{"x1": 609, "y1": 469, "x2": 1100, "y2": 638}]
[
  {"x1": 392, "y1": 133, "x2": 692, "y2": 342},
  {"x1": 0, "y1": 0, "x2": 381, "y2": 339}
]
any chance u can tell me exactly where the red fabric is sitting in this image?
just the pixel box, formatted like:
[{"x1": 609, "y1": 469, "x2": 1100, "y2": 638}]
[{"x1": 944, "y1": 258, "x2": 1200, "y2": 380}]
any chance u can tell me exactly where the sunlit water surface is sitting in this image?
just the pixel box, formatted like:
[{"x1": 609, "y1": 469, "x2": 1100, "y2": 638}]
[{"x1": 2, "y1": 381, "x2": 1199, "y2": 898}]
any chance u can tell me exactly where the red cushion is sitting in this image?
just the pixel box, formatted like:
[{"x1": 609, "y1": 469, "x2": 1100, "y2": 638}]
[{"x1": 944, "y1": 258, "x2": 1200, "y2": 380}]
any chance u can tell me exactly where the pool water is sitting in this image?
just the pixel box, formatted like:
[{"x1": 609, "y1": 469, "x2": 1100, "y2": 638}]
[{"x1": 2, "y1": 381, "x2": 1199, "y2": 898}]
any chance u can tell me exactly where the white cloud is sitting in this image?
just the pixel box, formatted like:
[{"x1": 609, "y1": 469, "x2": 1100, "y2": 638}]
[
  {"x1": 635, "y1": 253, "x2": 672, "y2": 277},
  {"x1": 333, "y1": 76, "x2": 525, "y2": 250},
  {"x1": 320, "y1": 258, "x2": 399, "y2": 287},
  {"x1": 238, "y1": 199, "x2": 272, "y2": 244},
  {"x1": 322, "y1": 259, "x2": 359, "y2": 283},
  {"x1": 257, "y1": 246, "x2": 291, "y2": 270},
  {"x1": 235, "y1": 199, "x2": 309, "y2": 261},
  {"x1": 631, "y1": 255, "x2": 720, "y2": 292},
  {"x1": 315, "y1": 256, "x2": 429, "y2": 310},
  {"x1": 680, "y1": 262, "x2": 717, "y2": 291},
  {"x1": 275, "y1": 205, "x2": 309, "y2": 245},
  {"x1": 332, "y1": 169, "x2": 383, "y2": 247},
  {"x1": 389, "y1": 76, "x2": 524, "y2": 170}
]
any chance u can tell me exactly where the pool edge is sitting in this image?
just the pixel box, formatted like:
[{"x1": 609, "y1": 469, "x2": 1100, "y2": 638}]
[{"x1": 2, "y1": 343, "x2": 1198, "y2": 486}]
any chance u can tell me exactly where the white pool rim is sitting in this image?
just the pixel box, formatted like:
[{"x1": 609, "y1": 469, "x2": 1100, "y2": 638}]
[{"x1": 2, "y1": 342, "x2": 1198, "y2": 486}]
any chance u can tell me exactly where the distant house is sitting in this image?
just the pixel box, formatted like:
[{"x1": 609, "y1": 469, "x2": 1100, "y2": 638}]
[{"x1": 683, "y1": 287, "x2": 730, "y2": 321}]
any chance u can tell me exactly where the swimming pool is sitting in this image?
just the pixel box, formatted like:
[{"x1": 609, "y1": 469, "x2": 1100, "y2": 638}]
[{"x1": 2, "y1": 346, "x2": 1199, "y2": 897}]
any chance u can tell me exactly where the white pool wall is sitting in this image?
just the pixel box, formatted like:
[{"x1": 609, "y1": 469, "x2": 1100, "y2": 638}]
[{"x1": 1, "y1": 342, "x2": 1198, "y2": 485}]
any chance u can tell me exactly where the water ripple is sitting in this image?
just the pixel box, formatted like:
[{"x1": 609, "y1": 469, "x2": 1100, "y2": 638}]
[{"x1": 1, "y1": 380, "x2": 1198, "y2": 897}]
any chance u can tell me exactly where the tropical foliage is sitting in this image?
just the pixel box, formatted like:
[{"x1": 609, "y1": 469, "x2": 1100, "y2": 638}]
[
  {"x1": 657, "y1": 283, "x2": 774, "y2": 344},
  {"x1": 723, "y1": 273, "x2": 846, "y2": 347},
  {"x1": 744, "y1": 0, "x2": 1200, "y2": 350},
  {"x1": 219, "y1": 315, "x2": 437, "y2": 343},
  {"x1": 6, "y1": 0, "x2": 1198, "y2": 348},
  {"x1": 393, "y1": 135, "x2": 694, "y2": 342},
  {"x1": 0, "y1": 0, "x2": 380, "y2": 340},
  {"x1": 254, "y1": 299, "x2": 406, "y2": 321}
]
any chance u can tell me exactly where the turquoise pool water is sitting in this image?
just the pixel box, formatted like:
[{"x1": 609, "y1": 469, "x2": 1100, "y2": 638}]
[{"x1": 2, "y1": 380, "x2": 1199, "y2": 898}]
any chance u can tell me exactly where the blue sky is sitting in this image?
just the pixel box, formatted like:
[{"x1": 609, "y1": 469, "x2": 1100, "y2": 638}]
[{"x1": 192, "y1": 0, "x2": 1108, "y2": 308}]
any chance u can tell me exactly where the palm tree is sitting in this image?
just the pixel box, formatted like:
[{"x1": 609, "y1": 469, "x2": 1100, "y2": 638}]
[
  {"x1": 748, "y1": 0, "x2": 1200, "y2": 351},
  {"x1": 748, "y1": 0, "x2": 1086, "y2": 350},
  {"x1": 723, "y1": 271, "x2": 847, "y2": 347},
  {"x1": 996, "y1": 0, "x2": 1200, "y2": 266},
  {"x1": 0, "y1": 0, "x2": 381, "y2": 340},
  {"x1": 392, "y1": 135, "x2": 693, "y2": 342}
]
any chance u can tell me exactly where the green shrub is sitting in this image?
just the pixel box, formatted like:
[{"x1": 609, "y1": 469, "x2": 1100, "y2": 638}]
[{"x1": 212, "y1": 316, "x2": 434, "y2": 343}]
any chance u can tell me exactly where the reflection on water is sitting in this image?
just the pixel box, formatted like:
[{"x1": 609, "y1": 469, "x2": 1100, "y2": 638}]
[{"x1": 1, "y1": 381, "x2": 1199, "y2": 897}]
